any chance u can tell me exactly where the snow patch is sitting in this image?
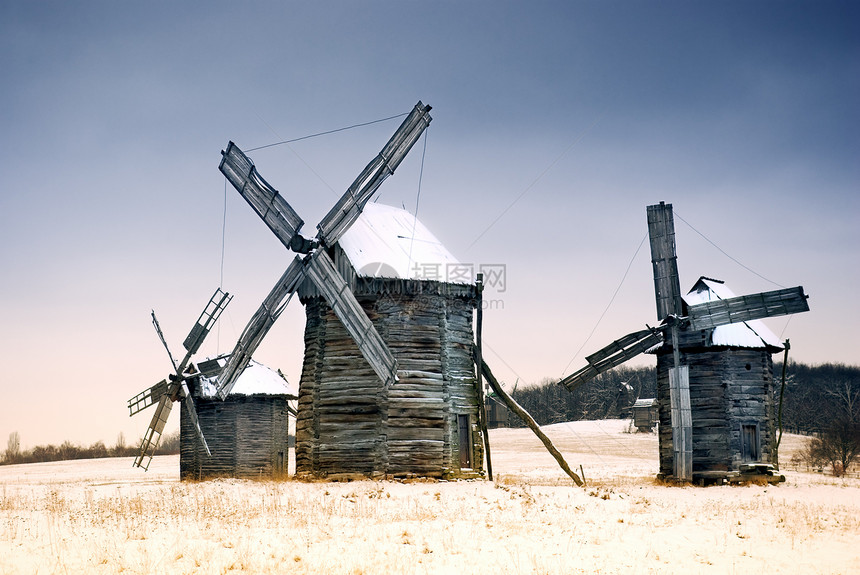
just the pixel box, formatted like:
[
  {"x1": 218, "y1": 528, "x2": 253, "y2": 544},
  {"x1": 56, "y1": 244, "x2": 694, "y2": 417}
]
[{"x1": 337, "y1": 203, "x2": 462, "y2": 281}]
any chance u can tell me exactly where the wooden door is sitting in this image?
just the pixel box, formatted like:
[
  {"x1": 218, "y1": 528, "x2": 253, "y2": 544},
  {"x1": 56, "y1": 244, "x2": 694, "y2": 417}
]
[
  {"x1": 741, "y1": 424, "x2": 759, "y2": 462},
  {"x1": 458, "y1": 414, "x2": 472, "y2": 469}
]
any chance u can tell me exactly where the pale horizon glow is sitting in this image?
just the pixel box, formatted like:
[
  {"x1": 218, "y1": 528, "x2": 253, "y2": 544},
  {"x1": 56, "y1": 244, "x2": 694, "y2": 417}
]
[{"x1": 1, "y1": 1, "x2": 857, "y2": 449}]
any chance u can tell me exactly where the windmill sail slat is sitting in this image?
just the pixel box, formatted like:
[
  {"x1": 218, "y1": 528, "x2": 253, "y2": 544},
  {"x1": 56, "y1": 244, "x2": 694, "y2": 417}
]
[
  {"x1": 181, "y1": 387, "x2": 210, "y2": 456},
  {"x1": 220, "y1": 142, "x2": 305, "y2": 250},
  {"x1": 133, "y1": 394, "x2": 173, "y2": 470},
  {"x1": 127, "y1": 379, "x2": 169, "y2": 416},
  {"x1": 151, "y1": 311, "x2": 178, "y2": 372},
  {"x1": 305, "y1": 249, "x2": 397, "y2": 387},
  {"x1": 216, "y1": 257, "x2": 306, "y2": 399},
  {"x1": 560, "y1": 330, "x2": 663, "y2": 391},
  {"x1": 647, "y1": 202, "x2": 683, "y2": 321},
  {"x1": 589, "y1": 333, "x2": 662, "y2": 372},
  {"x1": 182, "y1": 288, "x2": 232, "y2": 354},
  {"x1": 316, "y1": 102, "x2": 432, "y2": 247},
  {"x1": 687, "y1": 286, "x2": 809, "y2": 331},
  {"x1": 584, "y1": 329, "x2": 657, "y2": 364}
]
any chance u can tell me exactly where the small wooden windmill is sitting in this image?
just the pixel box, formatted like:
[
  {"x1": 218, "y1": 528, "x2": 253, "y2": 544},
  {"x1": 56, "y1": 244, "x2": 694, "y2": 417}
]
[
  {"x1": 179, "y1": 358, "x2": 296, "y2": 480},
  {"x1": 127, "y1": 289, "x2": 232, "y2": 470},
  {"x1": 560, "y1": 202, "x2": 809, "y2": 482}
]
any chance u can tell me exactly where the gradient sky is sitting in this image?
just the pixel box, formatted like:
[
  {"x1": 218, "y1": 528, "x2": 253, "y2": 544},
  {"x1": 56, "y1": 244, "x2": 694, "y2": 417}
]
[{"x1": 1, "y1": 1, "x2": 857, "y2": 449}]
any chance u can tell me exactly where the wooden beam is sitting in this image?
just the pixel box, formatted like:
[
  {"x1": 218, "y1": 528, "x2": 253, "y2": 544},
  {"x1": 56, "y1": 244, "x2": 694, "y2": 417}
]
[
  {"x1": 669, "y1": 365, "x2": 692, "y2": 482},
  {"x1": 475, "y1": 349, "x2": 583, "y2": 486},
  {"x1": 475, "y1": 274, "x2": 493, "y2": 481}
]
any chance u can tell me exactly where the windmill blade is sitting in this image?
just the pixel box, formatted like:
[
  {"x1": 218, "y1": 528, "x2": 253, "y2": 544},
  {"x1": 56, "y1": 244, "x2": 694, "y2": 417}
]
[
  {"x1": 151, "y1": 311, "x2": 178, "y2": 372},
  {"x1": 216, "y1": 256, "x2": 306, "y2": 399},
  {"x1": 181, "y1": 382, "x2": 211, "y2": 457},
  {"x1": 316, "y1": 101, "x2": 432, "y2": 246},
  {"x1": 182, "y1": 288, "x2": 233, "y2": 356},
  {"x1": 647, "y1": 202, "x2": 683, "y2": 322},
  {"x1": 304, "y1": 249, "x2": 398, "y2": 387},
  {"x1": 133, "y1": 393, "x2": 173, "y2": 470},
  {"x1": 197, "y1": 356, "x2": 227, "y2": 378},
  {"x1": 220, "y1": 141, "x2": 306, "y2": 251},
  {"x1": 560, "y1": 328, "x2": 664, "y2": 392},
  {"x1": 687, "y1": 286, "x2": 809, "y2": 331},
  {"x1": 128, "y1": 379, "x2": 169, "y2": 416}
]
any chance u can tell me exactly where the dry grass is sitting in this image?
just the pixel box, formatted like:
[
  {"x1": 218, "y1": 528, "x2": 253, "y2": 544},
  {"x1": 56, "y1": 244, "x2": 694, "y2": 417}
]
[{"x1": 1, "y1": 421, "x2": 858, "y2": 574}]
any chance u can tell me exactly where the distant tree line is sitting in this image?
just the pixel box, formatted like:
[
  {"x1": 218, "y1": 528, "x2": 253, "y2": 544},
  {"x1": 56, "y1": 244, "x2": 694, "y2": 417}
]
[
  {"x1": 507, "y1": 365, "x2": 656, "y2": 425},
  {"x1": 1, "y1": 431, "x2": 179, "y2": 466},
  {"x1": 777, "y1": 362, "x2": 860, "y2": 476},
  {"x1": 773, "y1": 362, "x2": 860, "y2": 435}
]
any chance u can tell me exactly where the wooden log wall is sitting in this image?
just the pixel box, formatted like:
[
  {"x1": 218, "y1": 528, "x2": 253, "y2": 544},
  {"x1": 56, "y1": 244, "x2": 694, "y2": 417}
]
[
  {"x1": 657, "y1": 347, "x2": 776, "y2": 479},
  {"x1": 297, "y1": 281, "x2": 480, "y2": 480},
  {"x1": 381, "y1": 295, "x2": 446, "y2": 477},
  {"x1": 180, "y1": 392, "x2": 290, "y2": 480},
  {"x1": 441, "y1": 298, "x2": 482, "y2": 478},
  {"x1": 724, "y1": 350, "x2": 775, "y2": 469},
  {"x1": 298, "y1": 298, "x2": 386, "y2": 477}
]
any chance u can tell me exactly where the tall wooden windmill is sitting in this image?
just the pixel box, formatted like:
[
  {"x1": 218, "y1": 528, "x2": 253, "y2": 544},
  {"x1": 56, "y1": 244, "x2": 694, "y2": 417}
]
[
  {"x1": 559, "y1": 202, "x2": 809, "y2": 482},
  {"x1": 211, "y1": 103, "x2": 586, "y2": 482},
  {"x1": 211, "y1": 102, "x2": 491, "y2": 479}
]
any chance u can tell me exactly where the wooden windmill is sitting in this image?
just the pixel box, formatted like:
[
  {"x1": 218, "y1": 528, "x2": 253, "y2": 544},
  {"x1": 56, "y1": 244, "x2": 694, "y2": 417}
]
[
  {"x1": 210, "y1": 102, "x2": 490, "y2": 479},
  {"x1": 179, "y1": 358, "x2": 295, "y2": 480},
  {"x1": 127, "y1": 288, "x2": 232, "y2": 470},
  {"x1": 559, "y1": 202, "x2": 809, "y2": 482}
]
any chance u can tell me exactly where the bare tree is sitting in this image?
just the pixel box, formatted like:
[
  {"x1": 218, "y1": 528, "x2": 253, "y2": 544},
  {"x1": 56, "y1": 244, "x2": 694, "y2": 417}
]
[
  {"x1": 811, "y1": 380, "x2": 860, "y2": 476},
  {"x1": 112, "y1": 432, "x2": 128, "y2": 456},
  {"x1": 5, "y1": 431, "x2": 20, "y2": 464}
]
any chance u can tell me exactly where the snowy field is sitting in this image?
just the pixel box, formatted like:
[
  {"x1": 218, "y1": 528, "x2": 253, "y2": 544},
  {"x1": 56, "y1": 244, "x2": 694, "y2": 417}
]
[{"x1": 1, "y1": 420, "x2": 857, "y2": 574}]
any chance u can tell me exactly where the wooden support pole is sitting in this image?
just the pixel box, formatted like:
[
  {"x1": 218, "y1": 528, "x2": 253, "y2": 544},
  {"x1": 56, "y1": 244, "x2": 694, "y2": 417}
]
[
  {"x1": 475, "y1": 273, "x2": 493, "y2": 481},
  {"x1": 474, "y1": 349, "x2": 583, "y2": 486},
  {"x1": 774, "y1": 339, "x2": 791, "y2": 467}
]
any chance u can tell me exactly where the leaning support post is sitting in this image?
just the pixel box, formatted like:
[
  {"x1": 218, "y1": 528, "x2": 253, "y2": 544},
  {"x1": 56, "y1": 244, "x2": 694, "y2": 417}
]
[
  {"x1": 475, "y1": 273, "x2": 493, "y2": 481},
  {"x1": 474, "y1": 348, "x2": 583, "y2": 487},
  {"x1": 774, "y1": 339, "x2": 791, "y2": 467}
]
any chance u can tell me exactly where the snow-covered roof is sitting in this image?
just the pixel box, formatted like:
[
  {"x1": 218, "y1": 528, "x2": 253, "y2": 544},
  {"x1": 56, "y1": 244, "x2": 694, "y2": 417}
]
[
  {"x1": 198, "y1": 359, "x2": 296, "y2": 398},
  {"x1": 683, "y1": 277, "x2": 784, "y2": 350},
  {"x1": 337, "y1": 202, "x2": 463, "y2": 282}
]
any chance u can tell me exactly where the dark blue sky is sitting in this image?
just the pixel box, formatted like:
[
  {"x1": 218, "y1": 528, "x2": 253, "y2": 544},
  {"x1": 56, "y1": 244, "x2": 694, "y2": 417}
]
[{"x1": 1, "y1": 1, "x2": 857, "y2": 446}]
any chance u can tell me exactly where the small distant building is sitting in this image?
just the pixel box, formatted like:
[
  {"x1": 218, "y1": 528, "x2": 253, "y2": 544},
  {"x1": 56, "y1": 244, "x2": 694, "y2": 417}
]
[
  {"x1": 180, "y1": 359, "x2": 296, "y2": 480},
  {"x1": 296, "y1": 203, "x2": 483, "y2": 480},
  {"x1": 632, "y1": 398, "x2": 658, "y2": 432},
  {"x1": 654, "y1": 277, "x2": 786, "y2": 481},
  {"x1": 485, "y1": 394, "x2": 511, "y2": 428}
]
